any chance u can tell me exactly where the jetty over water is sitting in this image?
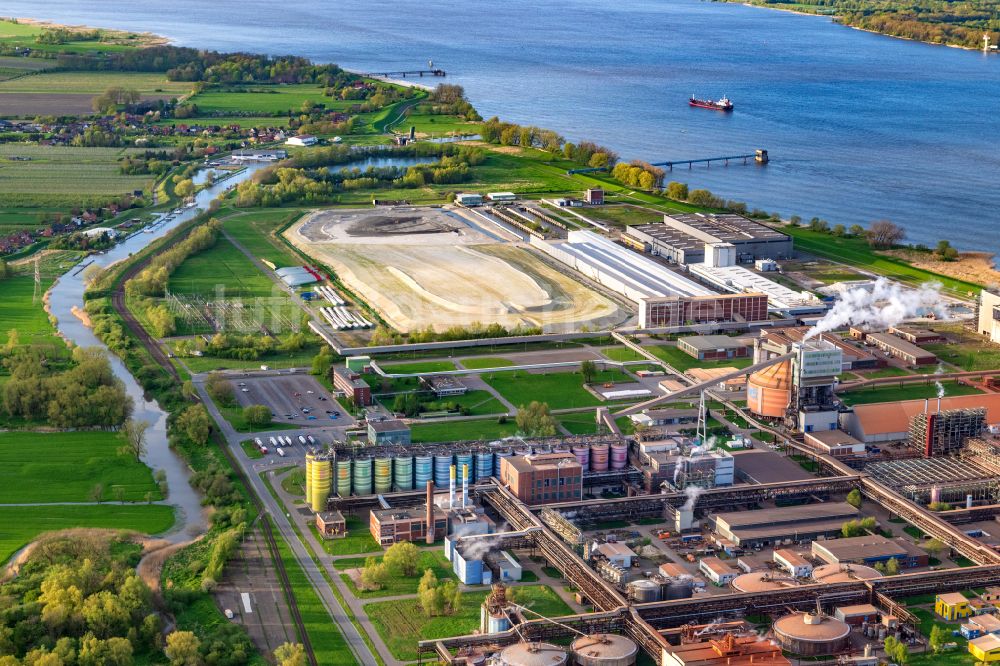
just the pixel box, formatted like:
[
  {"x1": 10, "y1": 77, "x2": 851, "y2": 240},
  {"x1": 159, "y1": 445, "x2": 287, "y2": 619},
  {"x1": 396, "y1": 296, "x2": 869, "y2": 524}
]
[{"x1": 566, "y1": 149, "x2": 768, "y2": 175}]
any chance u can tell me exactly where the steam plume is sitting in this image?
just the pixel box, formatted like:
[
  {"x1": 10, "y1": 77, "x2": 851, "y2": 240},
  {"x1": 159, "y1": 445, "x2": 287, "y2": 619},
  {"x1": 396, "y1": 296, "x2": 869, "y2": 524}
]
[{"x1": 804, "y1": 278, "x2": 946, "y2": 340}]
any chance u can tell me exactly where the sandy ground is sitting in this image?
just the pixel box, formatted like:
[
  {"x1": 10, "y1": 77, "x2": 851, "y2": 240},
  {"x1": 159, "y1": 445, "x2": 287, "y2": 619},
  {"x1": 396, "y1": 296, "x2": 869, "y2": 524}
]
[
  {"x1": 286, "y1": 208, "x2": 625, "y2": 332},
  {"x1": 881, "y1": 249, "x2": 998, "y2": 288}
]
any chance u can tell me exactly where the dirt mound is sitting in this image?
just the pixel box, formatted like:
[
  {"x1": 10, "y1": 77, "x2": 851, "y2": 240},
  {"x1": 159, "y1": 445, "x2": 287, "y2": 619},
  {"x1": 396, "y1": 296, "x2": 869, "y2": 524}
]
[{"x1": 346, "y1": 213, "x2": 460, "y2": 237}]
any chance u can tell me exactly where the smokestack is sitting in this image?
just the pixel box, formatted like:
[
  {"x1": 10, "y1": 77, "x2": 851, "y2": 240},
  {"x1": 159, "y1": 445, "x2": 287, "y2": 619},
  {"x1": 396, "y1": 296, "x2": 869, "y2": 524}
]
[
  {"x1": 462, "y1": 464, "x2": 468, "y2": 509},
  {"x1": 925, "y1": 413, "x2": 936, "y2": 458},
  {"x1": 924, "y1": 399, "x2": 929, "y2": 414},
  {"x1": 449, "y1": 464, "x2": 456, "y2": 509},
  {"x1": 937, "y1": 397, "x2": 942, "y2": 413},
  {"x1": 425, "y1": 480, "x2": 434, "y2": 544}
]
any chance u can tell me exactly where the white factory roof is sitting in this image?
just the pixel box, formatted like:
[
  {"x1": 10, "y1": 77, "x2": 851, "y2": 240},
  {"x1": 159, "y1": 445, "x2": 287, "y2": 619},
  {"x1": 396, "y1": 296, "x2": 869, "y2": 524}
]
[
  {"x1": 556, "y1": 231, "x2": 715, "y2": 299},
  {"x1": 689, "y1": 263, "x2": 825, "y2": 313}
]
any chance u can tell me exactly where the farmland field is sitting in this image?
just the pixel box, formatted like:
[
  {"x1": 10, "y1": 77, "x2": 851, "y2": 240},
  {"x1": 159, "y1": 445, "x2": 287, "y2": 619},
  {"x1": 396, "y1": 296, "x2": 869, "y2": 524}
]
[
  {"x1": 0, "y1": 431, "x2": 163, "y2": 503},
  {"x1": 155, "y1": 116, "x2": 290, "y2": 128},
  {"x1": 0, "y1": 144, "x2": 153, "y2": 206},
  {"x1": 218, "y1": 208, "x2": 306, "y2": 269},
  {"x1": 2, "y1": 276, "x2": 62, "y2": 347},
  {"x1": 0, "y1": 504, "x2": 176, "y2": 564},
  {"x1": 0, "y1": 55, "x2": 53, "y2": 81},
  {"x1": 0, "y1": 71, "x2": 193, "y2": 116},
  {"x1": 168, "y1": 236, "x2": 283, "y2": 298},
  {"x1": 365, "y1": 585, "x2": 572, "y2": 661},
  {"x1": 189, "y1": 85, "x2": 357, "y2": 115}
]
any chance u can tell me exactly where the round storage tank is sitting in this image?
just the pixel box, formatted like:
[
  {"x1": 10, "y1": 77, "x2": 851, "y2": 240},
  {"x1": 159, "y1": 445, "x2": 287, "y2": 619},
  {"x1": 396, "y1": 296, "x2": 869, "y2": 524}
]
[
  {"x1": 610, "y1": 443, "x2": 628, "y2": 470},
  {"x1": 353, "y1": 457, "x2": 372, "y2": 496},
  {"x1": 590, "y1": 444, "x2": 609, "y2": 472},
  {"x1": 434, "y1": 454, "x2": 453, "y2": 488},
  {"x1": 394, "y1": 455, "x2": 414, "y2": 491},
  {"x1": 310, "y1": 457, "x2": 332, "y2": 512},
  {"x1": 374, "y1": 457, "x2": 392, "y2": 494},
  {"x1": 627, "y1": 579, "x2": 660, "y2": 603},
  {"x1": 475, "y1": 451, "x2": 494, "y2": 481},
  {"x1": 494, "y1": 450, "x2": 512, "y2": 477},
  {"x1": 571, "y1": 633, "x2": 638, "y2": 666},
  {"x1": 811, "y1": 563, "x2": 882, "y2": 584},
  {"x1": 498, "y1": 642, "x2": 568, "y2": 666},
  {"x1": 663, "y1": 577, "x2": 694, "y2": 600},
  {"x1": 304, "y1": 452, "x2": 315, "y2": 506},
  {"x1": 415, "y1": 455, "x2": 433, "y2": 489},
  {"x1": 336, "y1": 459, "x2": 351, "y2": 497},
  {"x1": 572, "y1": 445, "x2": 590, "y2": 470},
  {"x1": 772, "y1": 612, "x2": 850, "y2": 656},
  {"x1": 731, "y1": 571, "x2": 799, "y2": 593},
  {"x1": 456, "y1": 452, "x2": 473, "y2": 483},
  {"x1": 747, "y1": 359, "x2": 792, "y2": 418}
]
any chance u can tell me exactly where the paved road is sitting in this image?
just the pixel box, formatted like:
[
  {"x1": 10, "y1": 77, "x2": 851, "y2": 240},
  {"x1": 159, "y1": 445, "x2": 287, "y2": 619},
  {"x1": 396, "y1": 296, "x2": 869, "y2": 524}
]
[{"x1": 192, "y1": 375, "x2": 379, "y2": 666}]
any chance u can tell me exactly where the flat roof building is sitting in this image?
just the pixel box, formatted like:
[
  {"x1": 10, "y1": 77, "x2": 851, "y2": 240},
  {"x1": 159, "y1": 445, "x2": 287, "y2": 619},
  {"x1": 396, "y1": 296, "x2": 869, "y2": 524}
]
[
  {"x1": 584, "y1": 188, "x2": 605, "y2": 205},
  {"x1": 370, "y1": 504, "x2": 447, "y2": 546},
  {"x1": 663, "y1": 634, "x2": 791, "y2": 666},
  {"x1": 689, "y1": 264, "x2": 825, "y2": 314},
  {"x1": 888, "y1": 325, "x2": 944, "y2": 344},
  {"x1": 843, "y1": 394, "x2": 1000, "y2": 443},
  {"x1": 316, "y1": 510, "x2": 346, "y2": 539},
  {"x1": 864, "y1": 331, "x2": 938, "y2": 365},
  {"x1": 367, "y1": 419, "x2": 411, "y2": 446},
  {"x1": 773, "y1": 549, "x2": 813, "y2": 577},
  {"x1": 977, "y1": 290, "x2": 1000, "y2": 345},
  {"x1": 596, "y1": 542, "x2": 636, "y2": 568},
  {"x1": 627, "y1": 213, "x2": 792, "y2": 265},
  {"x1": 332, "y1": 365, "x2": 372, "y2": 406},
  {"x1": 803, "y1": 430, "x2": 866, "y2": 457},
  {"x1": 455, "y1": 193, "x2": 483, "y2": 206},
  {"x1": 677, "y1": 335, "x2": 753, "y2": 361},
  {"x1": 487, "y1": 191, "x2": 517, "y2": 202},
  {"x1": 421, "y1": 374, "x2": 468, "y2": 397},
  {"x1": 712, "y1": 502, "x2": 858, "y2": 547},
  {"x1": 699, "y1": 556, "x2": 738, "y2": 585},
  {"x1": 811, "y1": 534, "x2": 928, "y2": 569},
  {"x1": 499, "y1": 452, "x2": 582, "y2": 505},
  {"x1": 686, "y1": 367, "x2": 747, "y2": 392}
]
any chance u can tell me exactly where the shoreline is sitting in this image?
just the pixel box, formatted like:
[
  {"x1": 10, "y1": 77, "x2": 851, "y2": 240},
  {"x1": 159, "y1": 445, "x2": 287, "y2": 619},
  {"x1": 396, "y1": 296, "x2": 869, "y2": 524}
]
[{"x1": 9, "y1": 16, "x2": 168, "y2": 47}]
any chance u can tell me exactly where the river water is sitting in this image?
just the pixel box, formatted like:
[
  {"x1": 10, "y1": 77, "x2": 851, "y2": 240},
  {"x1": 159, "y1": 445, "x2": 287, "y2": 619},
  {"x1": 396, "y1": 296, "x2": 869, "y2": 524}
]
[
  {"x1": 8, "y1": 0, "x2": 1000, "y2": 252},
  {"x1": 46, "y1": 167, "x2": 263, "y2": 541}
]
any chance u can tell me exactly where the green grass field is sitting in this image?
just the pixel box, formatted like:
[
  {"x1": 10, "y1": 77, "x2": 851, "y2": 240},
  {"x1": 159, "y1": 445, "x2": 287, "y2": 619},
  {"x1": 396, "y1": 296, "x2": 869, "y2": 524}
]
[
  {"x1": 558, "y1": 413, "x2": 601, "y2": 435},
  {"x1": 218, "y1": 208, "x2": 306, "y2": 269},
  {"x1": 335, "y1": 550, "x2": 455, "y2": 598},
  {"x1": 0, "y1": 504, "x2": 175, "y2": 563},
  {"x1": 1, "y1": 276, "x2": 62, "y2": 348},
  {"x1": 272, "y1": 527, "x2": 353, "y2": 665},
  {"x1": 379, "y1": 360, "x2": 456, "y2": 374},
  {"x1": 0, "y1": 71, "x2": 192, "y2": 94},
  {"x1": 189, "y1": 85, "x2": 355, "y2": 115},
  {"x1": 483, "y1": 368, "x2": 632, "y2": 410},
  {"x1": 575, "y1": 204, "x2": 669, "y2": 227},
  {"x1": 430, "y1": 390, "x2": 508, "y2": 416},
  {"x1": 0, "y1": 431, "x2": 162, "y2": 503},
  {"x1": 838, "y1": 380, "x2": 982, "y2": 406},
  {"x1": 647, "y1": 344, "x2": 754, "y2": 372},
  {"x1": 599, "y1": 346, "x2": 648, "y2": 362},
  {"x1": 155, "y1": 116, "x2": 290, "y2": 128},
  {"x1": 312, "y1": 516, "x2": 379, "y2": 556},
  {"x1": 410, "y1": 418, "x2": 518, "y2": 443},
  {"x1": 366, "y1": 585, "x2": 572, "y2": 660},
  {"x1": 0, "y1": 144, "x2": 152, "y2": 207},
  {"x1": 856, "y1": 366, "x2": 913, "y2": 379},
  {"x1": 405, "y1": 113, "x2": 481, "y2": 136},
  {"x1": 169, "y1": 236, "x2": 284, "y2": 297},
  {"x1": 178, "y1": 344, "x2": 324, "y2": 374},
  {"x1": 459, "y1": 356, "x2": 516, "y2": 369}
]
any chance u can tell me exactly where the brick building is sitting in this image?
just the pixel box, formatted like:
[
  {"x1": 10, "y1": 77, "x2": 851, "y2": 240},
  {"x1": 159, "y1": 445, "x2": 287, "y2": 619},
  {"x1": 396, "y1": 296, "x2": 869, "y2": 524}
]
[{"x1": 499, "y1": 452, "x2": 582, "y2": 505}]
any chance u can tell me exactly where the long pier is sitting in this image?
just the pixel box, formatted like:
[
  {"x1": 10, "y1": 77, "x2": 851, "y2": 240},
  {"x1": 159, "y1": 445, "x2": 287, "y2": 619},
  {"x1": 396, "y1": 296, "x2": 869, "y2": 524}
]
[
  {"x1": 363, "y1": 69, "x2": 446, "y2": 78},
  {"x1": 651, "y1": 150, "x2": 767, "y2": 171}
]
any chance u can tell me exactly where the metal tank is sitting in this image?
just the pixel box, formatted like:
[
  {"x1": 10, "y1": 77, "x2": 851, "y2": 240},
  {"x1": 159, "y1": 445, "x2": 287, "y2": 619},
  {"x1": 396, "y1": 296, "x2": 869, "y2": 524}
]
[
  {"x1": 627, "y1": 579, "x2": 660, "y2": 603},
  {"x1": 394, "y1": 455, "x2": 414, "y2": 491},
  {"x1": 304, "y1": 452, "x2": 315, "y2": 506},
  {"x1": 434, "y1": 453, "x2": 453, "y2": 488},
  {"x1": 572, "y1": 445, "x2": 590, "y2": 470},
  {"x1": 772, "y1": 611, "x2": 851, "y2": 656},
  {"x1": 475, "y1": 450, "x2": 494, "y2": 481},
  {"x1": 590, "y1": 444, "x2": 610, "y2": 472},
  {"x1": 310, "y1": 456, "x2": 332, "y2": 512},
  {"x1": 494, "y1": 449, "x2": 512, "y2": 477},
  {"x1": 662, "y1": 577, "x2": 694, "y2": 600},
  {"x1": 498, "y1": 642, "x2": 568, "y2": 666},
  {"x1": 414, "y1": 455, "x2": 433, "y2": 489},
  {"x1": 610, "y1": 442, "x2": 628, "y2": 470},
  {"x1": 571, "y1": 634, "x2": 638, "y2": 666},
  {"x1": 336, "y1": 459, "x2": 352, "y2": 497},
  {"x1": 455, "y1": 451, "x2": 473, "y2": 483},
  {"x1": 353, "y1": 456, "x2": 372, "y2": 496},
  {"x1": 747, "y1": 359, "x2": 793, "y2": 418},
  {"x1": 374, "y1": 457, "x2": 392, "y2": 494}
]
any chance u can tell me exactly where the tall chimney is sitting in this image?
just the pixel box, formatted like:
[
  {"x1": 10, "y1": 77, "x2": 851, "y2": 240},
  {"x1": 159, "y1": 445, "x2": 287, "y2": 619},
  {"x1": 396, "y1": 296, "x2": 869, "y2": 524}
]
[
  {"x1": 449, "y1": 464, "x2": 456, "y2": 509},
  {"x1": 462, "y1": 464, "x2": 469, "y2": 509},
  {"x1": 937, "y1": 397, "x2": 942, "y2": 413},
  {"x1": 924, "y1": 399, "x2": 929, "y2": 414},
  {"x1": 425, "y1": 480, "x2": 434, "y2": 544}
]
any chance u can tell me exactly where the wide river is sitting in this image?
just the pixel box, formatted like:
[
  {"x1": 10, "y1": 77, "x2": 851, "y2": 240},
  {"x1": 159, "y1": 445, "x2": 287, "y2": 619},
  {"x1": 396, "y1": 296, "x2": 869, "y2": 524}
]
[{"x1": 10, "y1": 0, "x2": 1000, "y2": 252}]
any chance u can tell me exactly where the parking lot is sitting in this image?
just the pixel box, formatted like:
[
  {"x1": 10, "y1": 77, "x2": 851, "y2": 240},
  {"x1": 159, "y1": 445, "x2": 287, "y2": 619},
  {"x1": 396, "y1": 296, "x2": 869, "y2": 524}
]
[{"x1": 232, "y1": 373, "x2": 353, "y2": 429}]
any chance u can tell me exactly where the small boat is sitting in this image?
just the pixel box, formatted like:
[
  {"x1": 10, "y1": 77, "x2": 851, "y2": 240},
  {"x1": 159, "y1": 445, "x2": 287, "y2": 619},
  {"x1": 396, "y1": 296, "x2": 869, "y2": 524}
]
[{"x1": 689, "y1": 96, "x2": 734, "y2": 112}]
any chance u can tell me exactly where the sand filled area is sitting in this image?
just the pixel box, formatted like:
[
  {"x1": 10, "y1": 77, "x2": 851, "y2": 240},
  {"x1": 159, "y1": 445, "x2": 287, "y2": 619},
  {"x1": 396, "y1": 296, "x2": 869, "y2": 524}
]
[{"x1": 286, "y1": 207, "x2": 626, "y2": 332}]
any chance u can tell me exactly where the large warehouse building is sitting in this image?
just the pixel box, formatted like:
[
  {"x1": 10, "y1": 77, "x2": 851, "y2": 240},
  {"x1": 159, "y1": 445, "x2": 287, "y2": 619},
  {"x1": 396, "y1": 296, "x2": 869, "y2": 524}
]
[
  {"x1": 712, "y1": 502, "x2": 859, "y2": 547},
  {"x1": 531, "y1": 231, "x2": 769, "y2": 328},
  {"x1": 842, "y1": 394, "x2": 1000, "y2": 443},
  {"x1": 626, "y1": 213, "x2": 793, "y2": 264}
]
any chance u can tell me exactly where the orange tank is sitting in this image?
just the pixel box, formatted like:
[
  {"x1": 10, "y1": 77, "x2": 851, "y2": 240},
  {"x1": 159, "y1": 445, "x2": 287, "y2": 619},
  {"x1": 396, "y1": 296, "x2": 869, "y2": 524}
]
[{"x1": 747, "y1": 359, "x2": 792, "y2": 418}]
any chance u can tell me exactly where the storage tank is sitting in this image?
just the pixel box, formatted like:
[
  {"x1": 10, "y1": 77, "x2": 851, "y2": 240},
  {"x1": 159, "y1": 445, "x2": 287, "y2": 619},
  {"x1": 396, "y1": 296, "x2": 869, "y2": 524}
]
[
  {"x1": 627, "y1": 579, "x2": 660, "y2": 603},
  {"x1": 456, "y1": 451, "x2": 473, "y2": 482},
  {"x1": 304, "y1": 452, "x2": 315, "y2": 506},
  {"x1": 353, "y1": 456, "x2": 372, "y2": 496},
  {"x1": 571, "y1": 633, "x2": 638, "y2": 666},
  {"x1": 498, "y1": 642, "x2": 568, "y2": 666},
  {"x1": 475, "y1": 450, "x2": 494, "y2": 481},
  {"x1": 374, "y1": 457, "x2": 392, "y2": 494},
  {"x1": 746, "y1": 359, "x2": 793, "y2": 418},
  {"x1": 731, "y1": 571, "x2": 799, "y2": 593},
  {"x1": 572, "y1": 445, "x2": 590, "y2": 469},
  {"x1": 310, "y1": 456, "x2": 332, "y2": 512},
  {"x1": 590, "y1": 444, "x2": 609, "y2": 472},
  {"x1": 434, "y1": 454, "x2": 453, "y2": 487},
  {"x1": 610, "y1": 442, "x2": 628, "y2": 470},
  {"x1": 394, "y1": 455, "x2": 414, "y2": 491},
  {"x1": 811, "y1": 563, "x2": 882, "y2": 584},
  {"x1": 772, "y1": 611, "x2": 850, "y2": 656},
  {"x1": 494, "y1": 449, "x2": 512, "y2": 477},
  {"x1": 662, "y1": 577, "x2": 694, "y2": 600},
  {"x1": 415, "y1": 455, "x2": 433, "y2": 489},
  {"x1": 336, "y1": 459, "x2": 352, "y2": 497}
]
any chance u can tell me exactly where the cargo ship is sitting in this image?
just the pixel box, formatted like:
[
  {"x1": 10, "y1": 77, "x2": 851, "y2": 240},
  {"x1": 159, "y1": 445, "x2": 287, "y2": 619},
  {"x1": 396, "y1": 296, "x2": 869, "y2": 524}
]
[{"x1": 689, "y1": 96, "x2": 733, "y2": 111}]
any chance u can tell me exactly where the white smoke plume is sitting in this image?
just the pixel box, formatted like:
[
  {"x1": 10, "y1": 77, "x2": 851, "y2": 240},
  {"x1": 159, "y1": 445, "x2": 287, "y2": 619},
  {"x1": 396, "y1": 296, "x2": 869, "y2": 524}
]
[
  {"x1": 681, "y1": 485, "x2": 704, "y2": 511},
  {"x1": 804, "y1": 278, "x2": 946, "y2": 340},
  {"x1": 934, "y1": 364, "x2": 945, "y2": 399},
  {"x1": 674, "y1": 436, "x2": 717, "y2": 484}
]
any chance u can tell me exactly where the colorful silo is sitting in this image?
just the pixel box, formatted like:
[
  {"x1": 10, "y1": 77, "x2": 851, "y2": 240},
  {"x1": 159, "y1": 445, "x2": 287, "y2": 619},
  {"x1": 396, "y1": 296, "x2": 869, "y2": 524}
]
[
  {"x1": 572, "y1": 444, "x2": 590, "y2": 469},
  {"x1": 493, "y1": 450, "x2": 511, "y2": 477},
  {"x1": 455, "y1": 451, "x2": 473, "y2": 482},
  {"x1": 475, "y1": 450, "x2": 494, "y2": 481},
  {"x1": 336, "y1": 459, "x2": 352, "y2": 497},
  {"x1": 374, "y1": 456, "x2": 392, "y2": 494},
  {"x1": 434, "y1": 453, "x2": 453, "y2": 487},
  {"x1": 610, "y1": 442, "x2": 628, "y2": 469},
  {"x1": 353, "y1": 456, "x2": 372, "y2": 496},
  {"x1": 415, "y1": 455, "x2": 433, "y2": 489},
  {"x1": 304, "y1": 452, "x2": 315, "y2": 506},
  {"x1": 310, "y1": 455, "x2": 332, "y2": 513},
  {"x1": 394, "y1": 455, "x2": 414, "y2": 490},
  {"x1": 590, "y1": 444, "x2": 610, "y2": 471}
]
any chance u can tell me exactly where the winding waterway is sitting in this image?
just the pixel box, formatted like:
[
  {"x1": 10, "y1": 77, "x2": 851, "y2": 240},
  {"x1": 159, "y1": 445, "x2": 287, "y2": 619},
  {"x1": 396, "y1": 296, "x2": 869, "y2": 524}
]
[
  {"x1": 9, "y1": 0, "x2": 1000, "y2": 253},
  {"x1": 46, "y1": 167, "x2": 264, "y2": 541}
]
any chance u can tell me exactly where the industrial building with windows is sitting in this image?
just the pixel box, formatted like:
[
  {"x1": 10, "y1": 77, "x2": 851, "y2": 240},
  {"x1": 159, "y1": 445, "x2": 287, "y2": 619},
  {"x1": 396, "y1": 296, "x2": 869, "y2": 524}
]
[
  {"x1": 711, "y1": 502, "x2": 859, "y2": 547},
  {"x1": 499, "y1": 452, "x2": 583, "y2": 504},
  {"x1": 862, "y1": 331, "x2": 938, "y2": 365},
  {"x1": 625, "y1": 213, "x2": 793, "y2": 264},
  {"x1": 811, "y1": 534, "x2": 929, "y2": 569},
  {"x1": 842, "y1": 394, "x2": 1000, "y2": 443},
  {"x1": 369, "y1": 504, "x2": 448, "y2": 546},
  {"x1": 677, "y1": 335, "x2": 753, "y2": 361},
  {"x1": 331, "y1": 365, "x2": 372, "y2": 406},
  {"x1": 367, "y1": 419, "x2": 411, "y2": 446}
]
